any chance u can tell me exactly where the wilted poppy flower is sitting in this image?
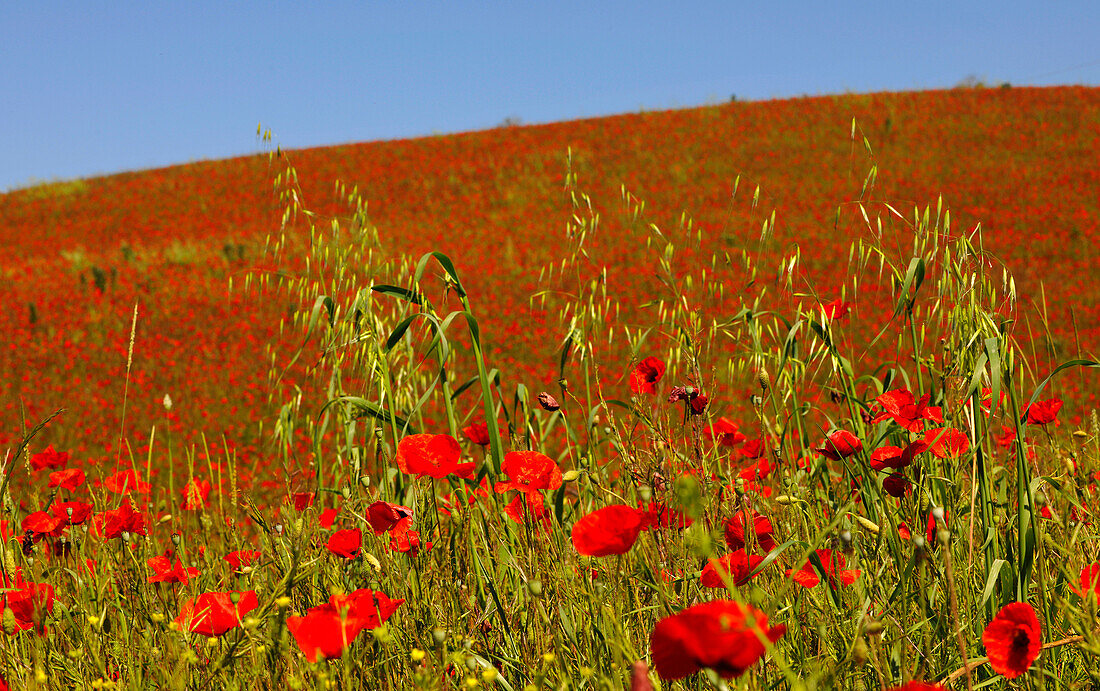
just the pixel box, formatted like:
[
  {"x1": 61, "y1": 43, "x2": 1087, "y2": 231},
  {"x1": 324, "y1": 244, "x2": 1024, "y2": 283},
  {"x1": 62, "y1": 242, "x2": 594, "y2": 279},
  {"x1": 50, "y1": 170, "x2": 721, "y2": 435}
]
[
  {"x1": 706, "y1": 417, "x2": 747, "y2": 447},
  {"x1": 816, "y1": 430, "x2": 863, "y2": 461},
  {"x1": 668, "y1": 386, "x2": 708, "y2": 415},
  {"x1": 29, "y1": 446, "x2": 68, "y2": 471},
  {"x1": 181, "y1": 478, "x2": 212, "y2": 510},
  {"x1": 882, "y1": 473, "x2": 910, "y2": 498},
  {"x1": 47, "y1": 468, "x2": 85, "y2": 490},
  {"x1": 650, "y1": 600, "x2": 785, "y2": 679},
  {"x1": 630, "y1": 357, "x2": 666, "y2": 394},
  {"x1": 395, "y1": 433, "x2": 475, "y2": 480},
  {"x1": 922, "y1": 428, "x2": 970, "y2": 458},
  {"x1": 462, "y1": 422, "x2": 491, "y2": 446},
  {"x1": 537, "y1": 392, "x2": 560, "y2": 411},
  {"x1": 982, "y1": 601, "x2": 1041, "y2": 679},
  {"x1": 494, "y1": 450, "x2": 563, "y2": 494},
  {"x1": 1076, "y1": 563, "x2": 1100, "y2": 604},
  {"x1": 224, "y1": 550, "x2": 262, "y2": 572},
  {"x1": 700, "y1": 550, "x2": 765, "y2": 588},
  {"x1": 1025, "y1": 397, "x2": 1063, "y2": 426},
  {"x1": 871, "y1": 389, "x2": 943, "y2": 432},
  {"x1": 724, "y1": 510, "x2": 776, "y2": 552},
  {"x1": 327, "y1": 529, "x2": 362, "y2": 559},
  {"x1": 287, "y1": 589, "x2": 404, "y2": 662},
  {"x1": 174, "y1": 590, "x2": 258, "y2": 637},
  {"x1": 572, "y1": 505, "x2": 644, "y2": 557},
  {"x1": 103, "y1": 469, "x2": 151, "y2": 494},
  {"x1": 147, "y1": 551, "x2": 199, "y2": 584},
  {"x1": 366, "y1": 501, "x2": 414, "y2": 535},
  {"x1": 787, "y1": 549, "x2": 860, "y2": 588}
]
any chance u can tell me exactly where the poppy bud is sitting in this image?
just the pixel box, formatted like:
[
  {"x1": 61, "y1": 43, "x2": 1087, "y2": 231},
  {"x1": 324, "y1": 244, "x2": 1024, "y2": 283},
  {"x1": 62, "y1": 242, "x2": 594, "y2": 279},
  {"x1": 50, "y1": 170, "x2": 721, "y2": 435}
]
[
  {"x1": 527, "y1": 580, "x2": 543, "y2": 597},
  {"x1": 2, "y1": 607, "x2": 15, "y2": 636},
  {"x1": 864, "y1": 620, "x2": 884, "y2": 636},
  {"x1": 756, "y1": 368, "x2": 771, "y2": 392},
  {"x1": 850, "y1": 637, "x2": 869, "y2": 666},
  {"x1": 432, "y1": 628, "x2": 447, "y2": 646},
  {"x1": 537, "y1": 392, "x2": 560, "y2": 411}
]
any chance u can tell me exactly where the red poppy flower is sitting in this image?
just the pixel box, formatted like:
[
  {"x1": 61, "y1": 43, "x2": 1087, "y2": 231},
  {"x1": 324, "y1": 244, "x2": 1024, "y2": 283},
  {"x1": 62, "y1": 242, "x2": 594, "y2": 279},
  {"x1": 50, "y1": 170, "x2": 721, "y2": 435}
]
[
  {"x1": 292, "y1": 492, "x2": 315, "y2": 511},
  {"x1": 650, "y1": 600, "x2": 785, "y2": 679},
  {"x1": 287, "y1": 589, "x2": 404, "y2": 662},
  {"x1": 95, "y1": 501, "x2": 148, "y2": 539},
  {"x1": 29, "y1": 446, "x2": 69, "y2": 471},
  {"x1": 787, "y1": 549, "x2": 860, "y2": 588},
  {"x1": 982, "y1": 601, "x2": 1041, "y2": 679},
  {"x1": 366, "y1": 501, "x2": 414, "y2": 534},
  {"x1": 882, "y1": 473, "x2": 910, "y2": 498},
  {"x1": 871, "y1": 389, "x2": 943, "y2": 432},
  {"x1": 318, "y1": 507, "x2": 340, "y2": 528},
  {"x1": 103, "y1": 469, "x2": 151, "y2": 494},
  {"x1": 993, "y1": 425, "x2": 1017, "y2": 449},
  {"x1": 52, "y1": 501, "x2": 93, "y2": 525},
  {"x1": 637, "y1": 502, "x2": 692, "y2": 531},
  {"x1": 462, "y1": 422, "x2": 491, "y2": 446},
  {"x1": 668, "y1": 386, "x2": 708, "y2": 415},
  {"x1": 147, "y1": 551, "x2": 199, "y2": 584},
  {"x1": 224, "y1": 550, "x2": 262, "y2": 572},
  {"x1": 181, "y1": 478, "x2": 212, "y2": 510},
  {"x1": 494, "y1": 450, "x2": 562, "y2": 494},
  {"x1": 630, "y1": 357, "x2": 666, "y2": 394},
  {"x1": 724, "y1": 510, "x2": 776, "y2": 553},
  {"x1": 739, "y1": 438, "x2": 767, "y2": 459},
  {"x1": 700, "y1": 550, "x2": 765, "y2": 588},
  {"x1": 395, "y1": 433, "x2": 475, "y2": 479},
  {"x1": 1074, "y1": 562, "x2": 1100, "y2": 603},
  {"x1": 706, "y1": 417, "x2": 747, "y2": 447},
  {"x1": 21, "y1": 512, "x2": 65, "y2": 540},
  {"x1": 0, "y1": 574, "x2": 55, "y2": 636},
  {"x1": 922, "y1": 428, "x2": 970, "y2": 458},
  {"x1": 388, "y1": 520, "x2": 429, "y2": 555},
  {"x1": 821, "y1": 297, "x2": 851, "y2": 320},
  {"x1": 572, "y1": 505, "x2": 644, "y2": 557},
  {"x1": 503, "y1": 492, "x2": 551, "y2": 527},
  {"x1": 869, "y1": 440, "x2": 929, "y2": 471},
  {"x1": 887, "y1": 683, "x2": 946, "y2": 690},
  {"x1": 326, "y1": 529, "x2": 362, "y2": 559},
  {"x1": 47, "y1": 468, "x2": 85, "y2": 490},
  {"x1": 980, "y1": 387, "x2": 1006, "y2": 415},
  {"x1": 174, "y1": 590, "x2": 258, "y2": 637},
  {"x1": 816, "y1": 430, "x2": 863, "y2": 461},
  {"x1": 1025, "y1": 397, "x2": 1063, "y2": 426}
]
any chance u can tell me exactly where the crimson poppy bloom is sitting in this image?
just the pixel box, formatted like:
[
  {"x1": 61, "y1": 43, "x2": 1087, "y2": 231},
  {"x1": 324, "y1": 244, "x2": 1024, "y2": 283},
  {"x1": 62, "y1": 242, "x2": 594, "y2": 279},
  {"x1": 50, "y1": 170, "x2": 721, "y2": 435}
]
[
  {"x1": 395, "y1": 433, "x2": 475, "y2": 479},
  {"x1": 1025, "y1": 397, "x2": 1063, "y2": 426},
  {"x1": 287, "y1": 589, "x2": 404, "y2": 662},
  {"x1": 366, "y1": 501, "x2": 414, "y2": 534},
  {"x1": 630, "y1": 357, "x2": 666, "y2": 394},
  {"x1": 821, "y1": 297, "x2": 851, "y2": 320},
  {"x1": 503, "y1": 492, "x2": 551, "y2": 527},
  {"x1": 724, "y1": 510, "x2": 776, "y2": 552},
  {"x1": 1075, "y1": 563, "x2": 1100, "y2": 604},
  {"x1": 318, "y1": 507, "x2": 340, "y2": 528},
  {"x1": 388, "y1": 520, "x2": 429, "y2": 555},
  {"x1": 572, "y1": 505, "x2": 644, "y2": 557},
  {"x1": 494, "y1": 450, "x2": 563, "y2": 494},
  {"x1": 224, "y1": 550, "x2": 262, "y2": 572},
  {"x1": 326, "y1": 529, "x2": 362, "y2": 559},
  {"x1": 869, "y1": 440, "x2": 930, "y2": 471},
  {"x1": 292, "y1": 492, "x2": 315, "y2": 511},
  {"x1": 637, "y1": 502, "x2": 692, "y2": 531},
  {"x1": 650, "y1": 600, "x2": 785, "y2": 679},
  {"x1": 871, "y1": 389, "x2": 943, "y2": 432},
  {"x1": 700, "y1": 550, "x2": 765, "y2": 588},
  {"x1": 181, "y1": 478, "x2": 212, "y2": 510},
  {"x1": 882, "y1": 473, "x2": 910, "y2": 498},
  {"x1": 816, "y1": 430, "x2": 863, "y2": 461},
  {"x1": 462, "y1": 422, "x2": 491, "y2": 446},
  {"x1": 922, "y1": 428, "x2": 970, "y2": 458},
  {"x1": 147, "y1": 552, "x2": 199, "y2": 584},
  {"x1": 739, "y1": 438, "x2": 767, "y2": 459},
  {"x1": 705, "y1": 417, "x2": 747, "y2": 447},
  {"x1": 51, "y1": 501, "x2": 93, "y2": 525},
  {"x1": 787, "y1": 549, "x2": 860, "y2": 588},
  {"x1": 29, "y1": 446, "x2": 69, "y2": 471},
  {"x1": 47, "y1": 468, "x2": 85, "y2": 490},
  {"x1": 95, "y1": 501, "x2": 148, "y2": 540},
  {"x1": 174, "y1": 590, "x2": 258, "y2": 637},
  {"x1": 982, "y1": 601, "x2": 1041, "y2": 679},
  {"x1": 0, "y1": 574, "x2": 55, "y2": 636},
  {"x1": 103, "y1": 469, "x2": 151, "y2": 494}
]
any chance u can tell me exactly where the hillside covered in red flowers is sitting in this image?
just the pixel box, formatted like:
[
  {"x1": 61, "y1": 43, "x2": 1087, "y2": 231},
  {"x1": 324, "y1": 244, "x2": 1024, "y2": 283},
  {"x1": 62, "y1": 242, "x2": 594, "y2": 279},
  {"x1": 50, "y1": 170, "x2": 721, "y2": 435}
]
[{"x1": 2, "y1": 85, "x2": 1097, "y2": 474}]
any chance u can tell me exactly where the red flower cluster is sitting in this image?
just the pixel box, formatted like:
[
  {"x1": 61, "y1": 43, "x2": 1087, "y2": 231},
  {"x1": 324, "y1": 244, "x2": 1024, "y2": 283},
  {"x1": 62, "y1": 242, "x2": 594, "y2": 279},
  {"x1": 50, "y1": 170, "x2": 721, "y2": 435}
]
[{"x1": 287, "y1": 589, "x2": 404, "y2": 662}]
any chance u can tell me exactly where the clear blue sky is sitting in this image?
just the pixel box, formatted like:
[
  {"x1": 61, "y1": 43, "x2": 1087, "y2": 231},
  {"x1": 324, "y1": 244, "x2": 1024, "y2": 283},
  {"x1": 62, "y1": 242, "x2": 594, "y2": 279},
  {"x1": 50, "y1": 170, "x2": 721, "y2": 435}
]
[{"x1": 3, "y1": 2, "x2": 1098, "y2": 191}]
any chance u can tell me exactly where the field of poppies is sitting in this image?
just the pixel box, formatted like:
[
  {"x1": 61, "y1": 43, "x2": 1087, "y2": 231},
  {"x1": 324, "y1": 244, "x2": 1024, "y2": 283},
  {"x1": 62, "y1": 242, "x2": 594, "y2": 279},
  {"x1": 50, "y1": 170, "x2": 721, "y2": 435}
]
[{"x1": 1, "y1": 85, "x2": 1099, "y2": 688}]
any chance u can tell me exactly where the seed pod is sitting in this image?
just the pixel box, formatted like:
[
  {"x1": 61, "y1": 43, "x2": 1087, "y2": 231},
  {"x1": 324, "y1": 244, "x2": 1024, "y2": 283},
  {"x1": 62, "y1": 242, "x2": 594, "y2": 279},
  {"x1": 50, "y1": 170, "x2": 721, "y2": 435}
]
[{"x1": 756, "y1": 367, "x2": 771, "y2": 392}]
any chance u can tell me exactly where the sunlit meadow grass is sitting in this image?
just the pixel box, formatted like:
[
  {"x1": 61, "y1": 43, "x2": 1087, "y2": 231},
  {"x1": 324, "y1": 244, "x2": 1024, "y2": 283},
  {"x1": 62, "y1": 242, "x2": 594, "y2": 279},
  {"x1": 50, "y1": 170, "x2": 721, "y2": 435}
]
[{"x1": 2, "y1": 93, "x2": 1100, "y2": 689}]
